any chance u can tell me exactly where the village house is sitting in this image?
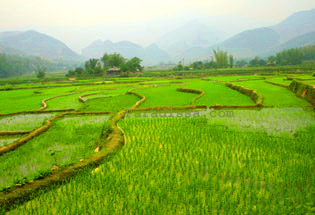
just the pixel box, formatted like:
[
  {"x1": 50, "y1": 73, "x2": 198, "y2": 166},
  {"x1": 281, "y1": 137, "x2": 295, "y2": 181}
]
[{"x1": 107, "y1": 67, "x2": 121, "y2": 75}]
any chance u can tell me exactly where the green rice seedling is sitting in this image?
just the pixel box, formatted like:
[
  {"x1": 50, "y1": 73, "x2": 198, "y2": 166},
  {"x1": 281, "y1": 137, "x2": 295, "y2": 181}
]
[
  {"x1": 0, "y1": 136, "x2": 22, "y2": 147},
  {"x1": 84, "y1": 88, "x2": 131, "y2": 100},
  {"x1": 0, "y1": 87, "x2": 80, "y2": 114},
  {"x1": 292, "y1": 74, "x2": 315, "y2": 80},
  {"x1": 266, "y1": 77, "x2": 292, "y2": 86},
  {"x1": 77, "y1": 83, "x2": 137, "y2": 92},
  {"x1": 8, "y1": 116, "x2": 314, "y2": 214},
  {"x1": 45, "y1": 92, "x2": 91, "y2": 111},
  {"x1": 204, "y1": 75, "x2": 264, "y2": 81},
  {"x1": 206, "y1": 108, "x2": 315, "y2": 136},
  {"x1": 0, "y1": 115, "x2": 109, "y2": 190},
  {"x1": 236, "y1": 80, "x2": 310, "y2": 107},
  {"x1": 302, "y1": 80, "x2": 315, "y2": 86},
  {"x1": 0, "y1": 114, "x2": 55, "y2": 132},
  {"x1": 80, "y1": 94, "x2": 139, "y2": 113},
  {"x1": 135, "y1": 85, "x2": 196, "y2": 107},
  {"x1": 185, "y1": 80, "x2": 254, "y2": 105}
]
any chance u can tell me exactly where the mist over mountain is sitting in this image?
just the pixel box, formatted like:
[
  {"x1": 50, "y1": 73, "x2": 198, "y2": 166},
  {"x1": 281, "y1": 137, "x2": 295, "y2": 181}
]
[
  {"x1": 0, "y1": 30, "x2": 83, "y2": 61},
  {"x1": 156, "y1": 21, "x2": 221, "y2": 57},
  {"x1": 211, "y1": 27, "x2": 281, "y2": 58},
  {"x1": 82, "y1": 40, "x2": 169, "y2": 66},
  {"x1": 176, "y1": 8, "x2": 315, "y2": 63},
  {"x1": 0, "y1": 8, "x2": 314, "y2": 66},
  {"x1": 272, "y1": 8, "x2": 315, "y2": 42},
  {"x1": 0, "y1": 45, "x2": 25, "y2": 56},
  {"x1": 263, "y1": 31, "x2": 315, "y2": 56}
]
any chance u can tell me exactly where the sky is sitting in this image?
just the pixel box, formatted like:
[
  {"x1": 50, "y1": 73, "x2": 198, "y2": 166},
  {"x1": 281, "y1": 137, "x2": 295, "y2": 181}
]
[{"x1": 1, "y1": 0, "x2": 315, "y2": 52}]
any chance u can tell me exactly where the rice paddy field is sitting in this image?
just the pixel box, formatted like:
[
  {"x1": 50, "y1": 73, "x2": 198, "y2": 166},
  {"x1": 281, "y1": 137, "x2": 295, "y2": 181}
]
[
  {"x1": 135, "y1": 85, "x2": 196, "y2": 107},
  {"x1": 236, "y1": 80, "x2": 310, "y2": 107},
  {"x1": 185, "y1": 80, "x2": 254, "y2": 106},
  {"x1": 0, "y1": 115, "x2": 110, "y2": 190},
  {"x1": 0, "y1": 73, "x2": 314, "y2": 214}
]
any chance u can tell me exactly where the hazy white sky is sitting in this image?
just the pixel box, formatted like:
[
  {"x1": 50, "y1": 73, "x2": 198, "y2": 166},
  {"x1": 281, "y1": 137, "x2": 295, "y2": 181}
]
[
  {"x1": 1, "y1": 0, "x2": 314, "y2": 28},
  {"x1": 1, "y1": 0, "x2": 314, "y2": 52}
]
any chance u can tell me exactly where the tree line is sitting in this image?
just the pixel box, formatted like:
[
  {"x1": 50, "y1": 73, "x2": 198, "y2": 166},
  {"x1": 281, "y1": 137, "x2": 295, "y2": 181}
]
[
  {"x1": 249, "y1": 46, "x2": 315, "y2": 67},
  {"x1": 0, "y1": 54, "x2": 78, "y2": 78},
  {"x1": 66, "y1": 53, "x2": 143, "y2": 77},
  {"x1": 176, "y1": 45, "x2": 315, "y2": 70}
]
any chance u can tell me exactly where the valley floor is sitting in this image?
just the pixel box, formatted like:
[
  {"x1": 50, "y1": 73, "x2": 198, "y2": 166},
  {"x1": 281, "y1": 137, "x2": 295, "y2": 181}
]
[{"x1": 0, "y1": 73, "x2": 314, "y2": 214}]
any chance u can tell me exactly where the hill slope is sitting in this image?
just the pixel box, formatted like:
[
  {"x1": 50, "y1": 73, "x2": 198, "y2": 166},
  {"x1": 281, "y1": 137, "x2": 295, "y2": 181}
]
[
  {"x1": 177, "y1": 8, "x2": 315, "y2": 62},
  {"x1": 264, "y1": 31, "x2": 315, "y2": 56},
  {"x1": 272, "y1": 8, "x2": 315, "y2": 42}
]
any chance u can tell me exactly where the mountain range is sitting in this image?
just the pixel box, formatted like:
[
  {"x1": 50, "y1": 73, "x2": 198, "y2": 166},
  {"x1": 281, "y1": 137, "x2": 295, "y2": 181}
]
[
  {"x1": 175, "y1": 8, "x2": 315, "y2": 63},
  {"x1": 0, "y1": 8, "x2": 314, "y2": 66},
  {"x1": 82, "y1": 40, "x2": 169, "y2": 66},
  {"x1": 0, "y1": 30, "x2": 83, "y2": 61}
]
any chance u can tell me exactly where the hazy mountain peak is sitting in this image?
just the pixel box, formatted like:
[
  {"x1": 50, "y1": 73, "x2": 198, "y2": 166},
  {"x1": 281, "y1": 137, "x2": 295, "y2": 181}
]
[
  {"x1": 272, "y1": 8, "x2": 315, "y2": 42},
  {"x1": 156, "y1": 20, "x2": 220, "y2": 57},
  {"x1": 82, "y1": 40, "x2": 169, "y2": 66},
  {"x1": 145, "y1": 43, "x2": 160, "y2": 50},
  {"x1": 0, "y1": 30, "x2": 82, "y2": 60}
]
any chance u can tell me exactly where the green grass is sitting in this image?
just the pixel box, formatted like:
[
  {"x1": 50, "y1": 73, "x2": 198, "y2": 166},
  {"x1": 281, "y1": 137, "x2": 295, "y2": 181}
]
[
  {"x1": 135, "y1": 85, "x2": 196, "y2": 107},
  {"x1": 0, "y1": 114, "x2": 55, "y2": 132},
  {"x1": 0, "y1": 115, "x2": 109, "y2": 190},
  {"x1": 8, "y1": 117, "x2": 314, "y2": 214},
  {"x1": 80, "y1": 94, "x2": 139, "y2": 112},
  {"x1": 185, "y1": 80, "x2": 254, "y2": 105},
  {"x1": 237, "y1": 80, "x2": 310, "y2": 107}
]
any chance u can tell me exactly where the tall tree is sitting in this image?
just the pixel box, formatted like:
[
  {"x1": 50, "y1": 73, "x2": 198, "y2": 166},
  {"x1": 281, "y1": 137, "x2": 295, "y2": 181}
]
[
  {"x1": 35, "y1": 66, "x2": 46, "y2": 79},
  {"x1": 276, "y1": 48, "x2": 302, "y2": 65},
  {"x1": 101, "y1": 53, "x2": 110, "y2": 69},
  {"x1": 229, "y1": 55, "x2": 234, "y2": 68},
  {"x1": 108, "y1": 53, "x2": 125, "y2": 67},
  {"x1": 249, "y1": 57, "x2": 266, "y2": 67},
  {"x1": 85, "y1": 58, "x2": 99, "y2": 74},
  {"x1": 125, "y1": 57, "x2": 142, "y2": 72},
  {"x1": 213, "y1": 49, "x2": 229, "y2": 68}
]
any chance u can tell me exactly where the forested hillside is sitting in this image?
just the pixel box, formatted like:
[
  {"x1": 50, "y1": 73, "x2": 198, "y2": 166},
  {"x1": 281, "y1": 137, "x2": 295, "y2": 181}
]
[{"x1": 0, "y1": 54, "x2": 77, "y2": 78}]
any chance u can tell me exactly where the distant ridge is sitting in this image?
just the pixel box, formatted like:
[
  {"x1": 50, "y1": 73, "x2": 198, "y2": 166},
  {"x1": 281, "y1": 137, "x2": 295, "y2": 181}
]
[
  {"x1": 82, "y1": 40, "x2": 169, "y2": 66},
  {"x1": 177, "y1": 8, "x2": 315, "y2": 62},
  {"x1": 0, "y1": 30, "x2": 83, "y2": 61}
]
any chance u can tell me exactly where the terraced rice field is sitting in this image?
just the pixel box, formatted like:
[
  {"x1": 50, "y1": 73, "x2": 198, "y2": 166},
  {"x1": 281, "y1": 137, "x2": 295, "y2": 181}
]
[
  {"x1": 0, "y1": 115, "x2": 110, "y2": 190},
  {"x1": 0, "y1": 74, "x2": 314, "y2": 214},
  {"x1": 236, "y1": 80, "x2": 310, "y2": 107},
  {"x1": 0, "y1": 136, "x2": 22, "y2": 147},
  {"x1": 0, "y1": 87, "x2": 79, "y2": 114},
  {"x1": 0, "y1": 114, "x2": 55, "y2": 132},
  {"x1": 267, "y1": 77, "x2": 292, "y2": 86},
  {"x1": 204, "y1": 75, "x2": 264, "y2": 81},
  {"x1": 302, "y1": 80, "x2": 315, "y2": 86},
  {"x1": 135, "y1": 85, "x2": 196, "y2": 107},
  {"x1": 185, "y1": 80, "x2": 254, "y2": 105},
  {"x1": 80, "y1": 94, "x2": 139, "y2": 112}
]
